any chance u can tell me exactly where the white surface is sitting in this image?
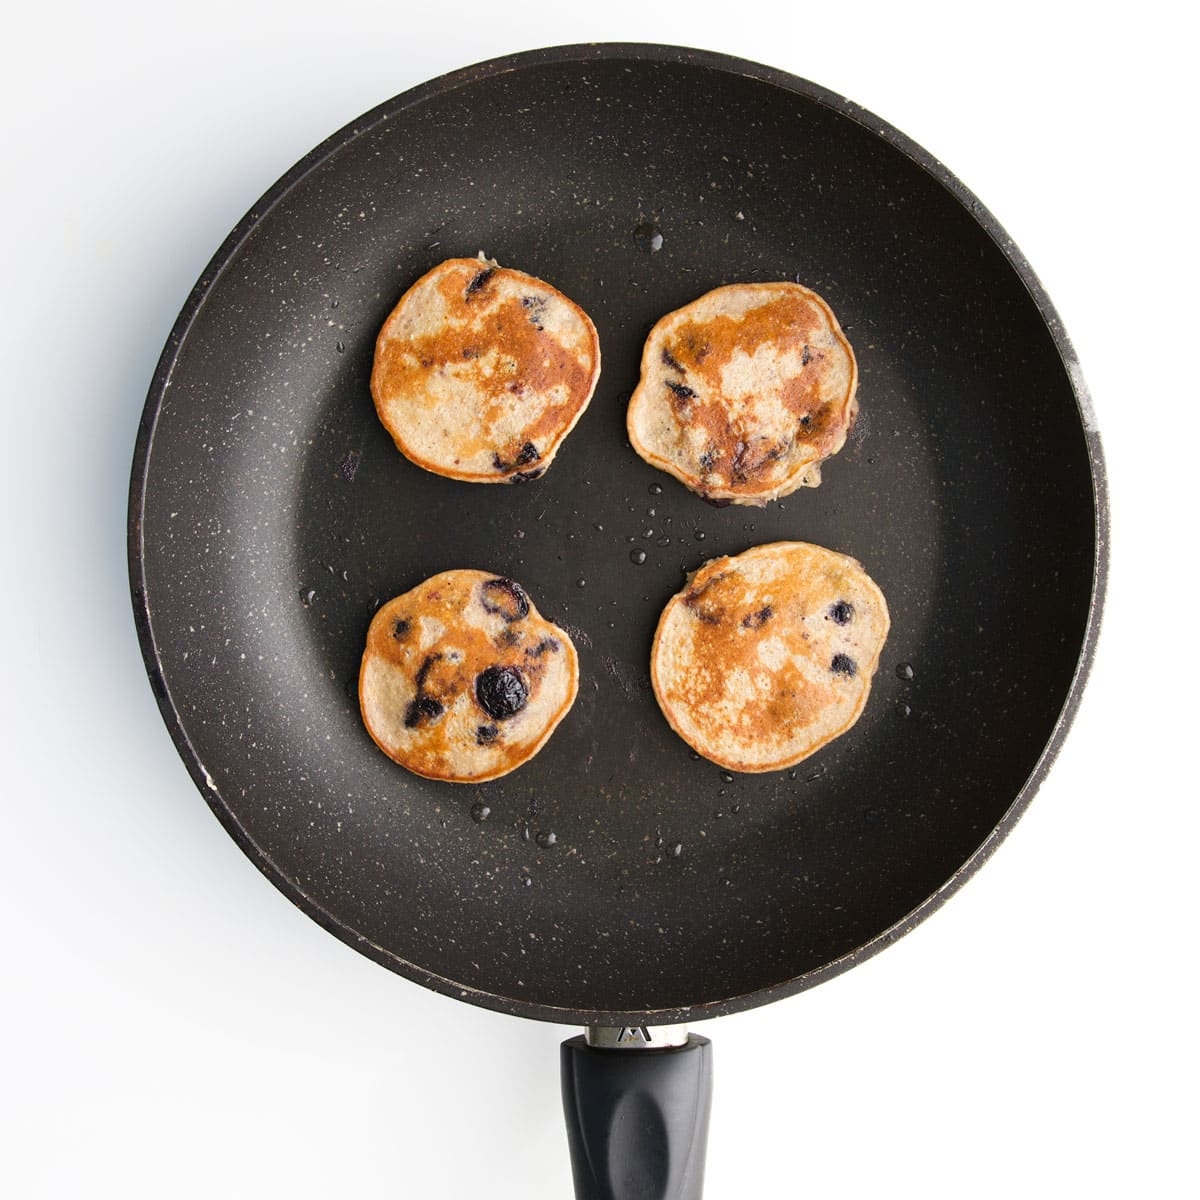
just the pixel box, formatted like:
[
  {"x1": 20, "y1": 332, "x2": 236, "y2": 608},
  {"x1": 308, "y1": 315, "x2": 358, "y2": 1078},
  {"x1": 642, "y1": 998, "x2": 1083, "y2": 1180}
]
[{"x1": 3, "y1": 3, "x2": 1196, "y2": 1197}]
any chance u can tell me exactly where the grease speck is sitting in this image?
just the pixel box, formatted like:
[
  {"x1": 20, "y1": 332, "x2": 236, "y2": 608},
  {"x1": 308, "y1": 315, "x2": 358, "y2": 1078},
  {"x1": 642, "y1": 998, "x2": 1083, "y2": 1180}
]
[{"x1": 633, "y1": 222, "x2": 664, "y2": 252}]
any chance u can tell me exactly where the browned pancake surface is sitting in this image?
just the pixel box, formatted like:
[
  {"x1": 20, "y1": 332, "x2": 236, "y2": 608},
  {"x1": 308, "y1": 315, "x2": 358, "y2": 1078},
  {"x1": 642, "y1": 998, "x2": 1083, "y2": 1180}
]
[
  {"x1": 359, "y1": 570, "x2": 578, "y2": 782},
  {"x1": 371, "y1": 258, "x2": 601, "y2": 482},
  {"x1": 651, "y1": 543, "x2": 889, "y2": 772},
  {"x1": 628, "y1": 282, "x2": 857, "y2": 505}
]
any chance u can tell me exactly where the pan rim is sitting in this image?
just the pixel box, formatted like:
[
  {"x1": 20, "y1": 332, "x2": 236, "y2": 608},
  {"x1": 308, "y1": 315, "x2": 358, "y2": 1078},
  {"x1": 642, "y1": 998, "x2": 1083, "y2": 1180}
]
[{"x1": 127, "y1": 41, "x2": 1109, "y2": 1027}]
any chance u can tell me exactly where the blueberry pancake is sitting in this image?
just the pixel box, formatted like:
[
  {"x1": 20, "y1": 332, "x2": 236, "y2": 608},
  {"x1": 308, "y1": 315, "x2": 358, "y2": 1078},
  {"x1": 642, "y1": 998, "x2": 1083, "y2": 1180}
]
[
  {"x1": 360, "y1": 570, "x2": 578, "y2": 782},
  {"x1": 651, "y1": 542, "x2": 889, "y2": 772},
  {"x1": 371, "y1": 257, "x2": 601, "y2": 483},
  {"x1": 627, "y1": 282, "x2": 857, "y2": 505}
]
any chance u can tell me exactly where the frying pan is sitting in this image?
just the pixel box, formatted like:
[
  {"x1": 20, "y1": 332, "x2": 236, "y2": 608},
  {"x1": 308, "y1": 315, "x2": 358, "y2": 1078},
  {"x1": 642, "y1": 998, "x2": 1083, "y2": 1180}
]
[{"x1": 128, "y1": 43, "x2": 1107, "y2": 1199}]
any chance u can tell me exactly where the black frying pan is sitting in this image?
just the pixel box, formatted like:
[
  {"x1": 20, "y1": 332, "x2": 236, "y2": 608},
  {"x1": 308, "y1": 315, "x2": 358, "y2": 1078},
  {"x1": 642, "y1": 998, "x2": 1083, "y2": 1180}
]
[{"x1": 129, "y1": 44, "x2": 1106, "y2": 1199}]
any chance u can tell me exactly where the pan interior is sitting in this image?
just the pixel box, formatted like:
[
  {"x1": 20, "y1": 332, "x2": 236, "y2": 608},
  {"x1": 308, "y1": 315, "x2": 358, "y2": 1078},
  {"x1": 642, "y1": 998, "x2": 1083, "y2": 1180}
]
[{"x1": 136, "y1": 53, "x2": 1097, "y2": 1021}]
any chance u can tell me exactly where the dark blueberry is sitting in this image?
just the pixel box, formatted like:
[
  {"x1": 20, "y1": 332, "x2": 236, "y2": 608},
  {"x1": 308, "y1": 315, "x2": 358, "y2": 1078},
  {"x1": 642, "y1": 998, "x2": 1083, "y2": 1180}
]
[
  {"x1": 799, "y1": 414, "x2": 812, "y2": 427},
  {"x1": 828, "y1": 600, "x2": 855, "y2": 626},
  {"x1": 684, "y1": 572, "x2": 725, "y2": 607},
  {"x1": 391, "y1": 617, "x2": 411, "y2": 639},
  {"x1": 742, "y1": 606, "x2": 773, "y2": 629},
  {"x1": 661, "y1": 346, "x2": 685, "y2": 373},
  {"x1": 699, "y1": 448, "x2": 719, "y2": 472},
  {"x1": 481, "y1": 577, "x2": 530, "y2": 622},
  {"x1": 475, "y1": 665, "x2": 529, "y2": 720},
  {"x1": 731, "y1": 439, "x2": 756, "y2": 482},
  {"x1": 520, "y1": 295, "x2": 548, "y2": 329},
  {"x1": 476, "y1": 724, "x2": 500, "y2": 745},
  {"x1": 492, "y1": 442, "x2": 540, "y2": 474},
  {"x1": 665, "y1": 379, "x2": 696, "y2": 401},
  {"x1": 464, "y1": 267, "x2": 495, "y2": 297},
  {"x1": 831, "y1": 653, "x2": 857, "y2": 677},
  {"x1": 462, "y1": 346, "x2": 479, "y2": 359},
  {"x1": 414, "y1": 653, "x2": 441, "y2": 689},
  {"x1": 526, "y1": 637, "x2": 561, "y2": 658},
  {"x1": 511, "y1": 466, "x2": 545, "y2": 483},
  {"x1": 403, "y1": 695, "x2": 444, "y2": 728},
  {"x1": 801, "y1": 344, "x2": 812, "y2": 366}
]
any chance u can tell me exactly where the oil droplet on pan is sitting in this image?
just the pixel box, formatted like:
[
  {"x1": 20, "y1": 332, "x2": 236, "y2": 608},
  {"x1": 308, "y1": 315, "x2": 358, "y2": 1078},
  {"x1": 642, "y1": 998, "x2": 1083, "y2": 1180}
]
[{"x1": 633, "y1": 222, "x2": 664, "y2": 253}]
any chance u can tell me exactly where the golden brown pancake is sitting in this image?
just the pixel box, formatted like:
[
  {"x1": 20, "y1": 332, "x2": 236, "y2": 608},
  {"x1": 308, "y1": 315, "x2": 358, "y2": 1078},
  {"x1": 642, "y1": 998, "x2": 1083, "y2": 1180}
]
[
  {"x1": 651, "y1": 542, "x2": 889, "y2": 772},
  {"x1": 627, "y1": 282, "x2": 857, "y2": 505},
  {"x1": 359, "y1": 570, "x2": 578, "y2": 782},
  {"x1": 370, "y1": 257, "x2": 601, "y2": 482}
]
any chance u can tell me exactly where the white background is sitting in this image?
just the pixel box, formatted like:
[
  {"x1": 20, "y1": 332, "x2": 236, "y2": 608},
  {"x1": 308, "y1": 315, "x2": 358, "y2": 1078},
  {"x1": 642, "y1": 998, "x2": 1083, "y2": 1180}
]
[{"x1": 3, "y1": 3, "x2": 1196, "y2": 1197}]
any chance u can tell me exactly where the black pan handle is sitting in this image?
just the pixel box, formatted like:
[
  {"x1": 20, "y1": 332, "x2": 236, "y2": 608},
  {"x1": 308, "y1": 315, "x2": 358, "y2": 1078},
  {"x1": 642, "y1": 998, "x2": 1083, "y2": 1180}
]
[{"x1": 561, "y1": 1030, "x2": 713, "y2": 1200}]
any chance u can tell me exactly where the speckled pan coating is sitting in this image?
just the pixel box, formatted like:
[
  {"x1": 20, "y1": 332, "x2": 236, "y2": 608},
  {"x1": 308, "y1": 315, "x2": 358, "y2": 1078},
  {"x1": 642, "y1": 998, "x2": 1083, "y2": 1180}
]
[{"x1": 128, "y1": 44, "x2": 1108, "y2": 1027}]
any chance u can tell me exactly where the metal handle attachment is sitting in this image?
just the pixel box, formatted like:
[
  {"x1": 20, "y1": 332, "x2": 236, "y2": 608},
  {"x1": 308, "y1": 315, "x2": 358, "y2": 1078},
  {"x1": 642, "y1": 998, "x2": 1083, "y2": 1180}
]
[{"x1": 586, "y1": 1025, "x2": 690, "y2": 1050}]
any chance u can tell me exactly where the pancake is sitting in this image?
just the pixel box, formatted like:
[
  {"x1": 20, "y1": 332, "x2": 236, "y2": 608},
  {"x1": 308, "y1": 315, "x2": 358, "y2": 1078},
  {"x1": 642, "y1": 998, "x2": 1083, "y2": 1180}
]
[
  {"x1": 651, "y1": 542, "x2": 889, "y2": 772},
  {"x1": 359, "y1": 570, "x2": 578, "y2": 782},
  {"x1": 627, "y1": 282, "x2": 858, "y2": 505},
  {"x1": 370, "y1": 257, "x2": 601, "y2": 483}
]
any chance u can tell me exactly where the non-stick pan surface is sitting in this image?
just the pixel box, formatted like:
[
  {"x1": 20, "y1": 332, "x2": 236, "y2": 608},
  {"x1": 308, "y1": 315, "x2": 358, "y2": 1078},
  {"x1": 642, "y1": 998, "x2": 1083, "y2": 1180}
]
[{"x1": 129, "y1": 44, "x2": 1106, "y2": 1026}]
